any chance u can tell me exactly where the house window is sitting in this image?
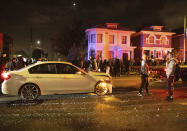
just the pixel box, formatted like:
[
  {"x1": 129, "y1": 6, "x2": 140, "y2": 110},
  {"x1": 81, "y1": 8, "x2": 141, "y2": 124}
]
[
  {"x1": 121, "y1": 36, "x2": 127, "y2": 44},
  {"x1": 97, "y1": 34, "x2": 103, "y2": 43},
  {"x1": 161, "y1": 36, "x2": 167, "y2": 45},
  {"x1": 109, "y1": 35, "x2": 115, "y2": 44},
  {"x1": 91, "y1": 34, "x2": 96, "y2": 43},
  {"x1": 108, "y1": 51, "x2": 114, "y2": 59},
  {"x1": 149, "y1": 36, "x2": 155, "y2": 44},
  {"x1": 90, "y1": 50, "x2": 95, "y2": 58}
]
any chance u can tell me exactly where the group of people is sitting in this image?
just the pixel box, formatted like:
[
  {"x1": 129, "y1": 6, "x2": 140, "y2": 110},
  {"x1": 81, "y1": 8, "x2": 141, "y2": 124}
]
[
  {"x1": 0, "y1": 53, "x2": 41, "y2": 78},
  {"x1": 0, "y1": 54, "x2": 30, "y2": 72},
  {"x1": 87, "y1": 57, "x2": 132, "y2": 76},
  {"x1": 138, "y1": 52, "x2": 177, "y2": 101}
]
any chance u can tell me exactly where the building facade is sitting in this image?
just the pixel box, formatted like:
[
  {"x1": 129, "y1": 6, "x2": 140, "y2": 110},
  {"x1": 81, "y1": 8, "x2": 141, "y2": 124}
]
[
  {"x1": 85, "y1": 23, "x2": 136, "y2": 62},
  {"x1": 131, "y1": 26, "x2": 175, "y2": 62},
  {"x1": 172, "y1": 32, "x2": 187, "y2": 61}
]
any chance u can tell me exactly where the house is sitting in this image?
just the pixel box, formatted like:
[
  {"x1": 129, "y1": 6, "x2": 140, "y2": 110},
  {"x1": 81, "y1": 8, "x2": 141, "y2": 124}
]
[
  {"x1": 85, "y1": 23, "x2": 136, "y2": 62},
  {"x1": 172, "y1": 28, "x2": 187, "y2": 61},
  {"x1": 131, "y1": 26, "x2": 175, "y2": 62}
]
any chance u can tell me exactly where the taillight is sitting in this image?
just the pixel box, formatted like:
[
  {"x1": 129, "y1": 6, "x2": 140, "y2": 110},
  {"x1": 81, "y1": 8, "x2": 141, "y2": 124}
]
[{"x1": 1, "y1": 72, "x2": 11, "y2": 80}]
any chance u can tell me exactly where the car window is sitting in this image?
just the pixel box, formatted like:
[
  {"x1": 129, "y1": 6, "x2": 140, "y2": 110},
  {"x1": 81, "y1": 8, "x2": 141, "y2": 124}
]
[
  {"x1": 57, "y1": 63, "x2": 79, "y2": 74},
  {"x1": 29, "y1": 64, "x2": 57, "y2": 74}
]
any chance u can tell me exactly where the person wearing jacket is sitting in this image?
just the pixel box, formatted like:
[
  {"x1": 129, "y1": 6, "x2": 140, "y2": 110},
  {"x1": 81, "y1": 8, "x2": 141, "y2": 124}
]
[
  {"x1": 16, "y1": 55, "x2": 26, "y2": 70},
  {"x1": 166, "y1": 52, "x2": 176, "y2": 101},
  {"x1": 137, "y1": 54, "x2": 149, "y2": 96},
  {"x1": 8, "y1": 58, "x2": 17, "y2": 71}
]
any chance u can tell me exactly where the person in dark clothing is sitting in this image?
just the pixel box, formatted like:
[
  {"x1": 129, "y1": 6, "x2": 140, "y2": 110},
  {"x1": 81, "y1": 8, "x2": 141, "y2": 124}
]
[
  {"x1": 0, "y1": 53, "x2": 8, "y2": 72},
  {"x1": 8, "y1": 58, "x2": 17, "y2": 71},
  {"x1": 114, "y1": 59, "x2": 121, "y2": 77},
  {"x1": 137, "y1": 54, "x2": 149, "y2": 96},
  {"x1": 16, "y1": 56, "x2": 26, "y2": 70},
  {"x1": 126, "y1": 60, "x2": 130, "y2": 75},
  {"x1": 0, "y1": 53, "x2": 9, "y2": 94}
]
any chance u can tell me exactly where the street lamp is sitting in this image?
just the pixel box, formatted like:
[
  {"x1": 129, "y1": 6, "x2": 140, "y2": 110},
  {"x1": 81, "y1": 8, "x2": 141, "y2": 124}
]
[
  {"x1": 73, "y1": 2, "x2": 76, "y2": 6},
  {"x1": 37, "y1": 40, "x2": 41, "y2": 45},
  {"x1": 184, "y1": 16, "x2": 186, "y2": 63},
  {"x1": 36, "y1": 40, "x2": 42, "y2": 58}
]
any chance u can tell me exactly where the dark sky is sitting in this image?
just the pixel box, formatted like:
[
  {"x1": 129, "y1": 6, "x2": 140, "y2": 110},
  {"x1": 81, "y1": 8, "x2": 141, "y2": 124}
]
[{"x1": 0, "y1": 0, "x2": 187, "y2": 52}]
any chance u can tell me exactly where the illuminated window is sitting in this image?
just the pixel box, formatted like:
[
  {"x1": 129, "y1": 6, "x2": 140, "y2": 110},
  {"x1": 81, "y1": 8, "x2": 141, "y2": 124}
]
[
  {"x1": 97, "y1": 34, "x2": 103, "y2": 43},
  {"x1": 109, "y1": 35, "x2": 115, "y2": 44},
  {"x1": 121, "y1": 36, "x2": 127, "y2": 44},
  {"x1": 91, "y1": 34, "x2": 96, "y2": 43},
  {"x1": 108, "y1": 51, "x2": 114, "y2": 59},
  {"x1": 149, "y1": 36, "x2": 154, "y2": 44},
  {"x1": 161, "y1": 36, "x2": 166, "y2": 45}
]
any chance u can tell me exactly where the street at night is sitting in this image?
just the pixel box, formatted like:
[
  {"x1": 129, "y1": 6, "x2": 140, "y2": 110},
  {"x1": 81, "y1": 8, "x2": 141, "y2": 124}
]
[
  {"x1": 0, "y1": 76, "x2": 187, "y2": 131},
  {"x1": 1, "y1": 0, "x2": 187, "y2": 131}
]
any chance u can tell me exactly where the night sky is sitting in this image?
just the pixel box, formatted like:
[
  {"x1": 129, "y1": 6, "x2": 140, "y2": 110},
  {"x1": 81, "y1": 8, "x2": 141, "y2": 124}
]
[{"x1": 0, "y1": 0, "x2": 187, "y2": 54}]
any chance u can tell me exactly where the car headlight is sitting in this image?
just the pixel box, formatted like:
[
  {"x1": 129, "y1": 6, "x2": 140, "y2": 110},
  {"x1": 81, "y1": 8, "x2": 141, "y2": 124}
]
[{"x1": 102, "y1": 76, "x2": 111, "y2": 83}]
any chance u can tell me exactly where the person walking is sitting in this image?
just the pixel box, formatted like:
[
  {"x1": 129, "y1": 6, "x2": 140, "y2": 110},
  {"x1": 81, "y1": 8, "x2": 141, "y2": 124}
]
[
  {"x1": 137, "y1": 54, "x2": 149, "y2": 96},
  {"x1": 166, "y1": 52, "x2": 177, "y2": 101}
]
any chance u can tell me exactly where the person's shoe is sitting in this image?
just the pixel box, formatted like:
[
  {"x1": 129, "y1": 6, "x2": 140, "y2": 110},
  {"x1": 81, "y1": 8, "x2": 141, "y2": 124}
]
[
  {"x1": 137, "y1": 93, "x2": 143, "y2": 96},
  {"x1": 166, "y1": 96, "x2": 173, "y2": 101}
]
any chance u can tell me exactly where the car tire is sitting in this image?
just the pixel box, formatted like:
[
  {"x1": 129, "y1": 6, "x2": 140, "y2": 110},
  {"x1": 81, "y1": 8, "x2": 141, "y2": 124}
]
[
  {"x1": 95, "y1": 82, "x2": 108, "y2": 96},
  {"x1": 19, "y1": 83, "x2": 40, "y2": 100}
]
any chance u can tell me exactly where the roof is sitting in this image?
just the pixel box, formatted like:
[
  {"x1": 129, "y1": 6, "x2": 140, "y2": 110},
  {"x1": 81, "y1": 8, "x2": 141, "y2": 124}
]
[
  {"x1": 88, "y1": 23, "x2": 135, "y2": 32},
  {"x1": 140, "y1": 26, "x2": 172, "y2": 32}
]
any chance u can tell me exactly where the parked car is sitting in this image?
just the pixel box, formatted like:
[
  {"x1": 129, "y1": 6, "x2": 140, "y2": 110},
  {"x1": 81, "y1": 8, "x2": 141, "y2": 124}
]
[{"x1": 1, "y1": 61, "x2": 112, "y2": 100}]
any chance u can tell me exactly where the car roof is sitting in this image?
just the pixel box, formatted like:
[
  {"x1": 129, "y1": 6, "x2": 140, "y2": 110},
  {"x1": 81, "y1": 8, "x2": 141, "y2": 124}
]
[
  {"x1": 36, "y1": 61, "x2": 73, "y2": 65},
  {"x1": 14, "y1": 61, "x2": 73, "y2": 72}
]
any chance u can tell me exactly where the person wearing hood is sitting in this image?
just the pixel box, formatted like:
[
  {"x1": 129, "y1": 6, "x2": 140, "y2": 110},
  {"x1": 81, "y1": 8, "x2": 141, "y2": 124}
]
[{"x1": 166, "y1": 52, "x2": 177, "y2": 101}]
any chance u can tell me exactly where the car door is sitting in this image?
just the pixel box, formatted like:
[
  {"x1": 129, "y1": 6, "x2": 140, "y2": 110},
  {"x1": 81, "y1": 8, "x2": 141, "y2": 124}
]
[
  {"x1": 56, "y1": 63, "x2": 93, "y2": 93},
  {"x1": 28, "y1": 63, "x2": 63, "y2": 94}
]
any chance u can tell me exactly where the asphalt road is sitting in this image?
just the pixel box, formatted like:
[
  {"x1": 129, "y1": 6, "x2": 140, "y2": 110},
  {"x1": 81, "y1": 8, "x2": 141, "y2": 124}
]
[{"x1": 0, "y1": 76, "x2": 187, "y2": 131}]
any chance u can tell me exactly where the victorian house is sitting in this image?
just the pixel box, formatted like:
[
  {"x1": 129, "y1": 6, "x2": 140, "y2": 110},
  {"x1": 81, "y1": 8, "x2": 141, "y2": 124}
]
[
  {"x1": 85, "y1": 23, "x2": 136, "y2": 62},
  {"x1": 131, "y1": 26, "x2": 176, "y2": 62}
]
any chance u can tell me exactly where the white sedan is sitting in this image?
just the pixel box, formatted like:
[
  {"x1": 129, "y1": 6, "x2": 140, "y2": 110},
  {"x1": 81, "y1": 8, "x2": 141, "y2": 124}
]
[{"x1": 1, "y1": 61, "x2": 112, "y2": 100}]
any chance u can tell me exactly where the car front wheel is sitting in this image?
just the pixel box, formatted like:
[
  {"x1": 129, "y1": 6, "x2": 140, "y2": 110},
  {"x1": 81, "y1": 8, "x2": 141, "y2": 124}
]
[
  {"x1": 95, "y1": 82, "x2": 108, "y2": 96},
  {"x1": 19, "y1": 84, "x2": 40, "y2": 100}
]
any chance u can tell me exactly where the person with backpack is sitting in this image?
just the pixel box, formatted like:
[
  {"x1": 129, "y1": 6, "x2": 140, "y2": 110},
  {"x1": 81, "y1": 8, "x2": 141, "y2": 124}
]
[{"x1": 166, "y1": 52, "x2": 177, "y2": 101}]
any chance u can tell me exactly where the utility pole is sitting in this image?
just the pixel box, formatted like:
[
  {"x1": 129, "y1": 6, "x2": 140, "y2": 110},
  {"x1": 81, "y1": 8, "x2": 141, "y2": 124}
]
[
  {"x1": 184, "y1": 16, "x2": 186, "y2": 63},
  {"x1": 30, "y1": 26, "x2": 33, "y2": 58}
]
